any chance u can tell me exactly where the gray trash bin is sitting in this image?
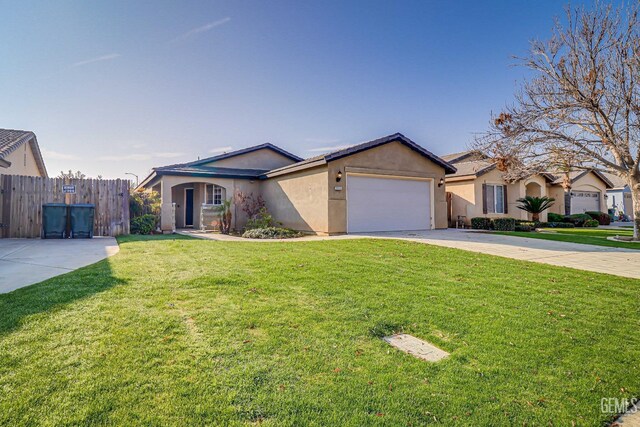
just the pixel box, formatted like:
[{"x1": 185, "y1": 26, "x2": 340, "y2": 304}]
[
  {"x1": 70, "y1": 204, "x2": 95, "y2": 238},
  {"x1": 42, "y1": 203, "x2": 68, "y2": 239}
]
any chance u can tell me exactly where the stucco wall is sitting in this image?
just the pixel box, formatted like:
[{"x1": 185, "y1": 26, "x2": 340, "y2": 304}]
[
  {"x1": 445, "y1": 180, "x2": 475, "y2": 223},
  {"x1": 446, "y1": 170, "x2": 549, "y2": 224},
  {"x1": 2, "y1": 142, "x2": 44, "y2": 177},
  {"x1": 326, "y1": 141, "x2": 448, "y2": 231},
  {"x1": 548, "y1": 172, "x2": 608, "y2": 215},
  {"x1": 261, "y1": 166, "x2": 329, "y2": 233},
  {"x1": 158, "y1": 175, "x2": 261, "y2": 231},
  {"x1": 203, "y1": 148, "x2": 296, "y2": 170}
]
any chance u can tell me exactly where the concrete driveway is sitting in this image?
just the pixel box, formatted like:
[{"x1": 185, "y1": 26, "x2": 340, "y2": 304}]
[
  {"x1": 359, "y1": 229, "x2": 640, "y2": 279},
  {"x1": 0, "y1": 238, "x2": 119, "y2": 293}
]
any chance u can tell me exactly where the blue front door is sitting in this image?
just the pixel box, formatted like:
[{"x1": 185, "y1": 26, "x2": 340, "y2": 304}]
[{"x1": 185, "y1": 189, "x2": 194, "y2": 227}]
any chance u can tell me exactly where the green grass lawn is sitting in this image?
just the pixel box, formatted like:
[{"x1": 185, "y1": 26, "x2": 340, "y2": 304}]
[
  {"x1": 1, "y1": 235, "x2": 639, "y2": 426},
  {"x1": 498, "y1": 227, "x2": 640, "y2": 249}
]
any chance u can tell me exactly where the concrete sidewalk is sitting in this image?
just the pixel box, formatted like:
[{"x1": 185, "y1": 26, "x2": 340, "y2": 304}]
[
  {"x1": 361, "y1": 229, "x2": 640, "y2": 279},
  {"x1": 0, "y1": 238, "x2": 119, "y2": 293}
]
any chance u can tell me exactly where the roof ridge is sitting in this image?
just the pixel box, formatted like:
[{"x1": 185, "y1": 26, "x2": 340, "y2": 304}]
[{"x1": 186, "y1": 142, "x2": 302, "y2": 167}]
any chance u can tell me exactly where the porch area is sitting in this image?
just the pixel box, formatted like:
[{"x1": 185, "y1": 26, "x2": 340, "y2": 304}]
[{"x1": 150, "y1": 177, "x2": 232, "y2": 232}]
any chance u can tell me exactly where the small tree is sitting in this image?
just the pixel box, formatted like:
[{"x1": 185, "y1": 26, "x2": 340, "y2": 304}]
[
  {"x1": 58, "y1": 170, "x2": 86, "y2": 180},
  {"x1": 474, "y1": 2, "x2": 640, "y2": 239},
  {"x1": 235, "y1": 191, "x2": 265, "y2": 219},
  {"x1": 516, "y1": 196, "x2": 555, "y2": 222},
  {"x1": 215, "y1": 198, "x2": 233, "y2": 234}
]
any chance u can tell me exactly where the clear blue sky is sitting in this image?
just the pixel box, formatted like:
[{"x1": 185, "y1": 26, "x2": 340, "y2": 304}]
[{"x1": 0, "y1": 0, "x2": 599, "y2": 179}]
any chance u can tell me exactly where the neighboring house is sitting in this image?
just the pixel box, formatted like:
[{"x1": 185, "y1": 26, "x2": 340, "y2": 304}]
[
  {"x1": 138, "y1": 133, "x2": 456, "y2": 234},
  {"x1": 603, "y1": 172, "x2": 634, "y2": 220},
  {"x1": 0, "y1": 129, "x2": 48, "y2": 177},
  {"x1": 545, "y1": 170, "x2": 612, "y2": 216},
  {"x1": 443, "y1": 150, "x2": 612, "y2": 225},
  {"x1": 443, "y1": 151, "x2": 553, "y2": 224}
]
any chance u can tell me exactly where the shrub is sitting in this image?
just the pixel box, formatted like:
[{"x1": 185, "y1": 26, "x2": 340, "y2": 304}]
[
  {"x1": 493, "y1": 217, "x2": 516, "y2": 231},
  {"x1": 242, "y1": 227, "x2": 302, "y2": 239},
  {"x1": 547, "y1": 212, "x2": 566, "y2": 222},
  {"x1": 245, "y1": 207, "x2": 276, "y2": 230},
  {"x1": 130, "y1": 214, "x2": 157, "y2": 234},
  {"x1": 471, "y1": 217, "x2": 493, "y2": 230},
  {"x1": 565, "y1": 213, "x2": 592, "y2": 227},
  {"x1": 540, "y1": 222, "x2": 575, "y2": 228},
  {"x1": 585, "y1": 211, "x2": 611, "y2": 225},
  {"x1": 584, "y1": 219, "x2": 600, "y2": 227},
  {"x1": 130, "y1": 191, "x2": 160, "y2": 218},
  {"x1": 515, "y1": 224, "x2": 533, "y2": 232}
]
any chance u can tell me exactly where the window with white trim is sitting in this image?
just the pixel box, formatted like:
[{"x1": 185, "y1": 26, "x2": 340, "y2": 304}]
[
  {"x1": 206, "y1": 185, "x2": 223, "y2": 205},
  {"x1": 486, "y1": 184, "x2": 505, "y2": 214}
]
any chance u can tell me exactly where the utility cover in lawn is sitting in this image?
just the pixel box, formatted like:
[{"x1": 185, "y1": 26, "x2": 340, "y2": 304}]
[{"x1": 383, "y1": 333, "x2": 450, "y2": 362}]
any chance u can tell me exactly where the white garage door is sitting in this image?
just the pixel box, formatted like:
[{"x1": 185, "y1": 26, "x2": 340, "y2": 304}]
[
  {"x1": 347, "y1": 174, "x2": 431, "y2": 233},
  {"x1": 571, "y1": 191, "x2": 600, "y2": 214}
]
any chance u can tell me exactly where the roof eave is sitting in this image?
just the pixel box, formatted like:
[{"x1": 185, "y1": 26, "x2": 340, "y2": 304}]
[
  {"x1": 0, "y1": 158, "x2": 11, "y2": 168},
  {"x1": 323, "y1": 133, "x2": 457, "y2": 174},
  {"x1": 261, "y1": 159, "x2": 327, "y2": 179}
]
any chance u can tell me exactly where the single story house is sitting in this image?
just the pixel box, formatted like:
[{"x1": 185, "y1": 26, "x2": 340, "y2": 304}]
[
  {"x1": 546, "y1": 170, "x2": 613, "y2": 216},
  {"x1": 604, "y1": 172, "x2": 635, "y2": 220},
  {"x1": 0, "y1": 129, "x2": 48, "y2": 177},
  {"x1": 138, "y1": 133, "x2": 457, "y2": 234},
  {"x1": 443, "y1": 151, "x2": 612, "y2": 225}
]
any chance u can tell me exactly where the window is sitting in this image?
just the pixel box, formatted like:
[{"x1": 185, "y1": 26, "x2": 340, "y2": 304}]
[
  {"x1": 486, "y1": 184, "x2": 505, "y2": 214},
  {"x1": 206, "y1": 185, "x2": 223, "y2": 205}
]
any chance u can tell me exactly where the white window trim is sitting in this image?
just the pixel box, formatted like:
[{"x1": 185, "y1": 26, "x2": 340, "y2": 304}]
[{"x1": 205, "y1": 184, "x2": 223, "y2": 205}]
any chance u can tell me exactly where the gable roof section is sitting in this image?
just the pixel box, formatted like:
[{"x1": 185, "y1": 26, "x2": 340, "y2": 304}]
[
  {"x1": 0, "y1": 128, "x2": 47, "y2": 176},
  {"x1": 602, "y1": 172, "x2": 628, "y2": 190},
  {"x1": 185, "y1": 143, "x2": 302, "y2": 167},
  {"x1": 547, "y1": 170, "x2": 614, "y2": 189},
  {"x1": 263, "y1": 133, "x2": 456, "y2": 178},
  {"x1": 444, "y1": 159, "x2": 496, "y2": 180},
  {"x1": 440, "y1": 150, "x2": 487, "y2": 164}
]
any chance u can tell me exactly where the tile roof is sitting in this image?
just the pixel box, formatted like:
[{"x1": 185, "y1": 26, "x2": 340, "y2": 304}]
[
  {"x1": 185, "y1": 143, "x2": 303, "y2": 167},
  {"x1": 0, "y1": 129, "x2": 34, "y2": 159},
  {"x1": 264, "y1": 133, "x2": 457, "y2": 177},
  {"x1": 440, "y1": 150, "x2": 486, "y2": 164},
  {"x1": 0, "y1": 128, "x2": 47, "y2": 176},
  {"x1": 602, "y1": 172, "x2": 628, "y2": 189},
  {"x1": 154, "y1": 164, "x2": 268, "y2": 179},
  {"x1": 444, "y1": 159, "x2": 496, "y2": 179},
  {"x1": 546, "y1": 170, "x2": 614, "y2": 188}
]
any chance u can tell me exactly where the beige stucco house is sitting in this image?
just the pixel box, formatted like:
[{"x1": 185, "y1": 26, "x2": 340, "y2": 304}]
[
  {"x1": 138, "y1": 133, "x2": 457, "y2": 234},
  {"x1": 443, "y1": 151, "x2": 612, "y2": 225},
  {"x1": 0, "y1": 129, "x2": 48, "y2": 177}
]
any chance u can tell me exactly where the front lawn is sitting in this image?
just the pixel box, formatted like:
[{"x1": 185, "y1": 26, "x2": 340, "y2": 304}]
[
  {"x1": 498, "y1": 227, "x2": 639, "y2": 249},
  {"x1": 1, "y1": 236, "x2": 639, "y2": 425}
]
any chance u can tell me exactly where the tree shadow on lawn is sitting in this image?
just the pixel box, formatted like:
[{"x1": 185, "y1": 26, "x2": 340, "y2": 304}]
[{"x1": 0, "y1": 259, "x2": 127, "y2": 337}]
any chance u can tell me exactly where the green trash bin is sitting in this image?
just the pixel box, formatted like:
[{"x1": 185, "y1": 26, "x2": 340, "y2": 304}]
[
  {"x1": 42, "y1": 203, "x2": 68, "y2": 239},
  {"x1": 70, "y1": 204, "x2": 95, "y2": 238}
]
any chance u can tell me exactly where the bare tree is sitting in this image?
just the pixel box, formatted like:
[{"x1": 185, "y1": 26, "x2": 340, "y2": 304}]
[{"x1": 473, "y1": 2, "x2": 640, "y2": 239}]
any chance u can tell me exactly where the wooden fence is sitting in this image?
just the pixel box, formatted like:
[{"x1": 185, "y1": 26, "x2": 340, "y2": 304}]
[{"x1": 0, "y1": 175, "x2": 130, "y2": 238}]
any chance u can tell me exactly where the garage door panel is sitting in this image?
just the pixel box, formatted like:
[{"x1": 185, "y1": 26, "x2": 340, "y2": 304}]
[
  {"x1": 347, "y1": 175, "x2": 431, "y2": 233},
  {"x1": 571, "y1": 191, "x2": 600, "y2": 214}
]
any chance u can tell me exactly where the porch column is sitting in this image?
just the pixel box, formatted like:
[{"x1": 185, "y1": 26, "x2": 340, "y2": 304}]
[{"x1": 160, "y1": 180, "x2": 174, "y2": 233}]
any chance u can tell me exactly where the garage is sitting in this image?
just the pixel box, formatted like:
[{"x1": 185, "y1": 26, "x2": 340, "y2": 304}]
[
  {"x1": 347, "y1": 174, "x2": 432, "y2": 232},
  {"x1": 571, "y1": 191, "x2": 600, "y2": 214}
]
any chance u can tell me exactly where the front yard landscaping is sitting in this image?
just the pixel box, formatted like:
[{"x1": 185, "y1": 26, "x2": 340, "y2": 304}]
[
  {"x1": 498, "y1": 227, "x2": 640, "y2": 250},
  {"x1": 1, "y1": 235, "x2": 639, "y2": 425}
]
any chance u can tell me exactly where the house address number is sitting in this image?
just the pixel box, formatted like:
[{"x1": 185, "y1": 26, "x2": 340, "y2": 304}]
[{"x1": 62, "y1": 185, "x2": 76, "y2": 194}]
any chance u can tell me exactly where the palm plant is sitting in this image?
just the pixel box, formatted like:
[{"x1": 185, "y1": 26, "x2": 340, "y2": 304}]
[
  {"x1": 516, "y1": 196, "x2": 555, "y2": 222},
  {"x1": 215, "y1": 198, "x2": 233, "y2": 234}
]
